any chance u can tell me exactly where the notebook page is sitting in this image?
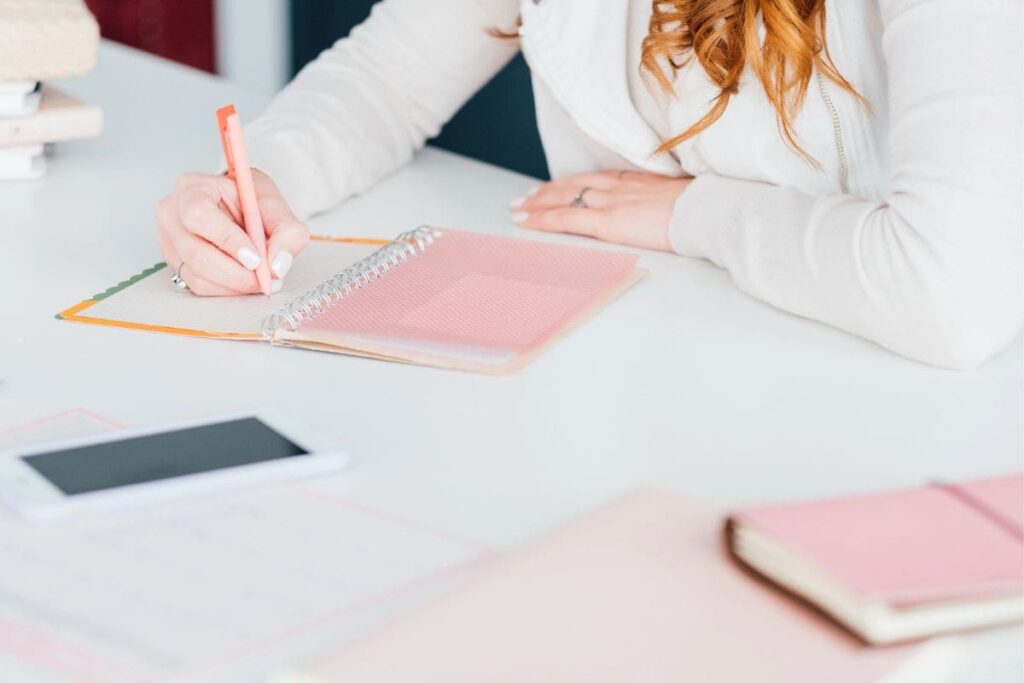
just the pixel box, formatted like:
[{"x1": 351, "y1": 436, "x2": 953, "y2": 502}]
[
  {"x1": 79, "y1": 240, "x2": 379, "y2": 337},
  {"x1": 0, "y1": 484, "x2": 484, "y2": 682},
  {"x1": 333, "y1": 333, "x2": 519, "y2": 367},
  {"x1": 291, "y1": 230, "x2": 639, "y2": 355}
]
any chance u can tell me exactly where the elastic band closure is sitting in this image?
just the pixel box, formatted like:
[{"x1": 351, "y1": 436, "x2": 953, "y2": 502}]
[{"x1": 930, "y1": 480, "x2": 1024, "y2": 543}]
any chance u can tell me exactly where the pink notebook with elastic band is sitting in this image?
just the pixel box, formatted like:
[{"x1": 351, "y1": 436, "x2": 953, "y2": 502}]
[
  {"x1": 58, "y1": 227, "x2": 645, "y2": 374},
  {"x1": 727, "y1": 474, "x2": 1024, "y2": 644}
]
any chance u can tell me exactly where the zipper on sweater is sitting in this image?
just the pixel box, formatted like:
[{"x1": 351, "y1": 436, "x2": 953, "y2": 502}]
[{"x1": 815, "y1": 71, "x2": 850, "y2": 194}]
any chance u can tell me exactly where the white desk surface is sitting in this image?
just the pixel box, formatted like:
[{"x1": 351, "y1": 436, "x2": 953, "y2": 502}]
[{"x1": 0, "y1": 42, "x2": 1021, "y2": 678}]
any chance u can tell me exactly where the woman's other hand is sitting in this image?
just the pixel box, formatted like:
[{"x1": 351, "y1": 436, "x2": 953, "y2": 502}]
[
  {"x1": 155, "y1": 170, "x2": 310, "y2": 296},
  {"x1": 510, "y1": 170, "x2": 691, "y2": 252}
]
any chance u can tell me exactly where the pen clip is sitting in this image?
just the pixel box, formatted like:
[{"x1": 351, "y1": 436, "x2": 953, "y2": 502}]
[{"x1": 216, "y1": 104, "x2": 237, "y2": 179}]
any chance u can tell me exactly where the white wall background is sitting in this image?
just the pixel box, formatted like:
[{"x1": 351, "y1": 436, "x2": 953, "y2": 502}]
[{"x1": 214, "y1": 0, "x2": 290, "y2": 94}]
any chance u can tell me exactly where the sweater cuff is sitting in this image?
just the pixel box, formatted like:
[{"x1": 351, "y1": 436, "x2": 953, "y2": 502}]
[
  {"x1": 242, "y1": 124, "x2": 319, "y2": 221},
  {"x1": 208, "y1": 125, "x2": 317, "y2": 221},
  {"x1": 668, "y1": 174, "x2": 775, "y2": 267}
]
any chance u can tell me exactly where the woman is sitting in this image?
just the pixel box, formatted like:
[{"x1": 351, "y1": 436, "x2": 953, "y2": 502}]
[{"x1": 155, "y1": 0, "x2": 1023, "y2": 370}]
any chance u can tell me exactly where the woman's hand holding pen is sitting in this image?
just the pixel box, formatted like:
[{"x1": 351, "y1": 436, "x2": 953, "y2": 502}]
[{"x1": 155, "y1": 170, "x2": 309, "y2": 296}]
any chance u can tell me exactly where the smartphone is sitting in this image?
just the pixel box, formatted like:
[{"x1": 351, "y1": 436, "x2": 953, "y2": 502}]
[{"x1": 0, "y1": 412, "x2": 348, "y2": 520}]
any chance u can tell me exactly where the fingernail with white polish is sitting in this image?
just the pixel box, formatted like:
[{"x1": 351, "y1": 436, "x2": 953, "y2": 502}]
[
  {"x1": 512, "y1": 212, "x2": 529, "y2": 224},
  {"x1": 526, "y1": 185, "x2": 540, "y2": 196},
  {"x1": 271, "y1": 251, "x2": 293, "y2": 279},
  {"x1": 509, "y1": 196, "x2": 524, "y2": 209},
  {"x1": 236, "y1": 247, "x2": 261, "y2": 271},
  {"x1": 270, "y1": 279, "x2": 284, "y2": 294}
]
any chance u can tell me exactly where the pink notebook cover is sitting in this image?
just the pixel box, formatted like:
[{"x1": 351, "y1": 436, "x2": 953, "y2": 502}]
[
  {"x1": 280, "y1": 491, "x2": 937, "y2": 683},
  {"x1": 298, "y1": 229, "x2": 641, "y2": 354},
  {"x1": 733, "y1": 474, "x2": 1024, "y2": 606}
]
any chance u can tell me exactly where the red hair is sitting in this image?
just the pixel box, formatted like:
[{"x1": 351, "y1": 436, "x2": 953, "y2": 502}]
[{"x1": 641, "y1": 0, "x2": 863, "y2": 163}]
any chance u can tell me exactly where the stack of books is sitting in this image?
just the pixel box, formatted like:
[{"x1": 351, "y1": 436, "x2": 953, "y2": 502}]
[{"x1": 0, "y1": 0, "x2": 103, "y2": 179}]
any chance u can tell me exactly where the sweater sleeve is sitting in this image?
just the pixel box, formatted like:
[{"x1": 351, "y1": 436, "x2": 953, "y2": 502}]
[
  {"x1": 243, "y1": 0, "x2": 520, "y2": 220},
  {"x1": 668, "y1": 0, "x2": 1023, "y2": 370}
]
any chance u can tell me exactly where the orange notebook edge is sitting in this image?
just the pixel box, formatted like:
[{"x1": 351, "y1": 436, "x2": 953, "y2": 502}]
[{"x1": 55, "y1": 235, "x2": 390, "y2": 341}]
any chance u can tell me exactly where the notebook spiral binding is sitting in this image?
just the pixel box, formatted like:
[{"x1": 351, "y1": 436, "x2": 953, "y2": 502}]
[{"x1": 260, "y1": 225, "x2": 441, "y2": 339}]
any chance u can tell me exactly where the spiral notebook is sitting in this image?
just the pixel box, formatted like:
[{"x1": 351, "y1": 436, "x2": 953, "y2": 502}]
[{"x1": 58, "y1": 228, "x2": 645, "y2": 374}]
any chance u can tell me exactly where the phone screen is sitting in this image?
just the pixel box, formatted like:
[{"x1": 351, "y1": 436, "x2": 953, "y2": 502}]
[{"x1": 22, "y1": 417, "x2": 308, "y2": 496}]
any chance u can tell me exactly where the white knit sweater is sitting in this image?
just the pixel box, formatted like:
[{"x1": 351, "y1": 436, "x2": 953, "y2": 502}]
[{"x1": 244, "y1": 0, "x2": 1023, "y2": 370}]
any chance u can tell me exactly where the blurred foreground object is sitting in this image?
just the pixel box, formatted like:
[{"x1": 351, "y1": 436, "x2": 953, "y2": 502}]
[
  {"x1": 0, "y1": 0, "x2": 102, "y2": 178},
  {"x1": 277, "y1": 490, "x2": 955, "y2": 682},
  {"x1": 728, "y1": 474, "x2": 1024, "y2": 645}
]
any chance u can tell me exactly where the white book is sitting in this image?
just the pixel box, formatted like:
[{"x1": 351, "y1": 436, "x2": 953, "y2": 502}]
[
  {"x1": 0, "y1": 81, "x2": 41, "y2": 118},
  {"x1": 0, "y1": 143, "x2": 45, "y2": 180}
]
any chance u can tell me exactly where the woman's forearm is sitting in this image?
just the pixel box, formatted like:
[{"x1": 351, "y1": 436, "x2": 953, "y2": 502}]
[
  {"x1": 243, "y1": 0, "x2": 520, "y2": 219},
  {"x1": 667, "y1": 0, "x2": 1023, "y2": 369}
]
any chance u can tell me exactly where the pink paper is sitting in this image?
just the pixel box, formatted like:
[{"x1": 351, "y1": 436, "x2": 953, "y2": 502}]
[
  {"x1": 289, "y1": 491, "x2": 925, "y2": 683},
  {"x1": 301, "y1": 230, "x2": 639, "y2": 352}
]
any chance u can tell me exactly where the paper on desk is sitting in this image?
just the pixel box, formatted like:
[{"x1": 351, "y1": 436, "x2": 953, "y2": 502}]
[
  {"x1": 57, "y1": 237, "x2": 383, "y2": 340},
  {"x1": 0, "y1": 409, "x2": 122, "y2": 450},
  {"x1": 0, "y1": 414, "x2": 488, "y2": 682}
]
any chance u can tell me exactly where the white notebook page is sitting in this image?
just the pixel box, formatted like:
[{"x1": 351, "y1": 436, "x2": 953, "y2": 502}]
[
  {"x1": 0, "y1": 417, "x2": 486, "y2": 682},
  {"x1": 80, "y1": 240, "x2": 380, "y2": 336}
]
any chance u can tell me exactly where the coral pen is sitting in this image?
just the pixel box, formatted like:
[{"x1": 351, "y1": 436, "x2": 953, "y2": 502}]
[{"x1": 216, "y1": 104, "x2": 273, "y2": 296}]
